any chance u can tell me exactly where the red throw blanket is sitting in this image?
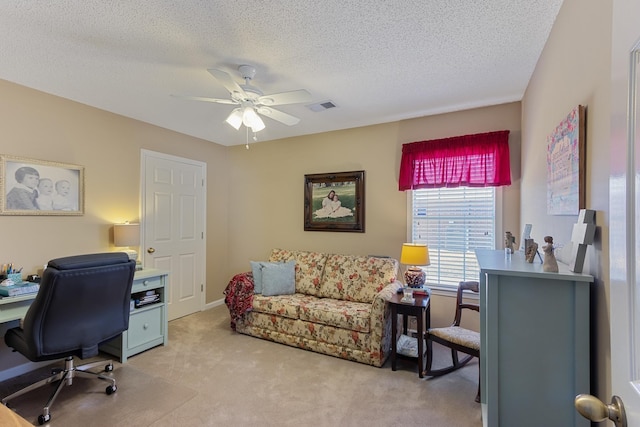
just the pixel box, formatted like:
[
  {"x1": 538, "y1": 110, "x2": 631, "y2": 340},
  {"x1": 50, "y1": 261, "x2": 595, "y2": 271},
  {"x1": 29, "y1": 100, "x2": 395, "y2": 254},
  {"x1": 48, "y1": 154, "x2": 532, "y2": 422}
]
[{"x1": 223, "y1": 272, "x2": 254, "y2": 330}]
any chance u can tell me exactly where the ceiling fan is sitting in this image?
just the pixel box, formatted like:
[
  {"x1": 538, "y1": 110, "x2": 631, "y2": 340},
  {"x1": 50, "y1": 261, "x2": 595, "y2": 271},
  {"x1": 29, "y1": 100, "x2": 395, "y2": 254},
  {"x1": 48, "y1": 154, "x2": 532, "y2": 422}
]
[{"x1": 174, "y1": 65, "x2": 312, "y2": 133}]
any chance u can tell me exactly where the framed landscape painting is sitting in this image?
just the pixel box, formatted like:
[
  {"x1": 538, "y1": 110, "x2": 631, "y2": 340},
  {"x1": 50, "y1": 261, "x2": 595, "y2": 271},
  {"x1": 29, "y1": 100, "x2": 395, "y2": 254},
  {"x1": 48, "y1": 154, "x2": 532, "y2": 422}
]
[
  {"x1": 304, "y1": 170, "x2": 365, "y2": 232},
  {"x1": 0, "y1": 155, "x2": 84, "y2": 215}
]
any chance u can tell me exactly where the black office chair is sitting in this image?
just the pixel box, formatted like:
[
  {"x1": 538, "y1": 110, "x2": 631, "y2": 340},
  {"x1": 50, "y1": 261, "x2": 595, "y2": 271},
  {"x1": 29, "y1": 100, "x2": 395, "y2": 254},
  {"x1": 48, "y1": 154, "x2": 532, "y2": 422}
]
[
  {"x1": 1, "y1": 253, "x2": 135, "y2": 425},
  {"x1": 425, "y1": 280, "x2": 481, "y2": 402}
]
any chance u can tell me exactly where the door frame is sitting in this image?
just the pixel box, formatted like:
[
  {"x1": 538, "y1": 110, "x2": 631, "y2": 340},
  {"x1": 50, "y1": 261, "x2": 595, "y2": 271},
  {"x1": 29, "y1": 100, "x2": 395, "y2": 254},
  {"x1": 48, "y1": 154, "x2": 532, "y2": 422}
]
[
  {"x1": 140, "y1": 149, "x2": 207, "y2": 315},
  {"x1": 608, "y1": 1, "x2": 640, "y2": 423}
]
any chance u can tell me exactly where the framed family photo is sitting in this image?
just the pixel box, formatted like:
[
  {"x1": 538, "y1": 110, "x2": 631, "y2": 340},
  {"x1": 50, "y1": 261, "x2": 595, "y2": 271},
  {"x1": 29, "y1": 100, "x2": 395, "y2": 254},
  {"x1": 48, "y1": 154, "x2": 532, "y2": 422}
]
[
  {"x1": 304, "y1": 170, "x2": 365, "y2": 232},
  {"x1": 0, "y1": 155, "x2": 84, "y2": 216}
]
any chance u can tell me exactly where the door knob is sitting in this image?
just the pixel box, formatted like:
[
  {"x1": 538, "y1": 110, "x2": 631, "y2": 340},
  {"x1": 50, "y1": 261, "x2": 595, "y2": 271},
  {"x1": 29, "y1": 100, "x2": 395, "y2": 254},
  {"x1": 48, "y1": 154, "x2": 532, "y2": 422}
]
[
  {"x1": 575, "y1": 394, "x2": 627, "y2": 427},
  {"x1": 147, "y1": 247, "x2": 155, "y2": 254}
]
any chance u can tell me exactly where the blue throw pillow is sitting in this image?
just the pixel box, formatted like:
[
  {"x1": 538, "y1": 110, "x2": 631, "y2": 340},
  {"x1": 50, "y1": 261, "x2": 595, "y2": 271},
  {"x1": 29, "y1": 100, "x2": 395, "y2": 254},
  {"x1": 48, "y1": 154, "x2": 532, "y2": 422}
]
[
  {"x1": 261, "y1": 260, "x2": 296, "y2": 296},
  {"x1": 250, "y1": 261, "x2": 279, "y2": 294}
]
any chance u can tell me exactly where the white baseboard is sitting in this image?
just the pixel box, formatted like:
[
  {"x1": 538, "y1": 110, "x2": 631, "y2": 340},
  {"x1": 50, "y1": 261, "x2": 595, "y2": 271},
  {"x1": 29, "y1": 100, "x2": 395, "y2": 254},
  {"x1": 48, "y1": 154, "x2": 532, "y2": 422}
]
[{"x1": 204, "y1": 297, "x2": 224, "y2": 310}]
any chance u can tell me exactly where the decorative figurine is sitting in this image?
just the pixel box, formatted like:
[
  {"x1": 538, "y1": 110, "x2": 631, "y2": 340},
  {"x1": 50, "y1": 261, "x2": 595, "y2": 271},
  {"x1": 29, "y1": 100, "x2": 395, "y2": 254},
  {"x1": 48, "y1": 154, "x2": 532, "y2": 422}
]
[
  {"x1": 542, "y1": 236, "x2": 559, "y2": 272},
  {"x1": 504, "y1": 231, "x2": 516, "y2": 254},
  {"x1": 525, "y1": 240, "x2": 539, "y2": 263}
]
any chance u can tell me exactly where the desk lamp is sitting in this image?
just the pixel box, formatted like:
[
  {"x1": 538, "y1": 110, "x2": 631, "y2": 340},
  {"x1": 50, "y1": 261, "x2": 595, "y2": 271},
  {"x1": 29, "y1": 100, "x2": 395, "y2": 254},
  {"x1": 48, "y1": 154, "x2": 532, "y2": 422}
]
[
  {"x1": 114, "y1": 222, "x2": 141, "y2": 270},
  {"x1": 400, "y1": 243, "x2": 430, "y2": 288}
]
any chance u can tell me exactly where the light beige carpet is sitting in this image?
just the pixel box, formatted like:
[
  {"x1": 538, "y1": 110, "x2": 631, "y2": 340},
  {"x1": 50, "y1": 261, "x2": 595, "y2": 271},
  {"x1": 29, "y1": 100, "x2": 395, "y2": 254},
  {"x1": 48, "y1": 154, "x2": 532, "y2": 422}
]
[
  {"x1": 129, "y1": 306, "x2": 483, "y2": 427},
  {"x1": 0, "y1": 364, "x2": 197, "y2": 426},
  {"x1": 0, "y1": 306, "x2": 482, "y2": 426}
]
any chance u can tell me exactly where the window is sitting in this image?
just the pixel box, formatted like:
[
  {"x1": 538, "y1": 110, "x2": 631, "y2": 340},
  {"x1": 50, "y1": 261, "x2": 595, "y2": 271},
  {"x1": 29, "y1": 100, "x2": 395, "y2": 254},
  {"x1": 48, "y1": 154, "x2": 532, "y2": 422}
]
[{"x1": 409, "y1": 186, "x2": 496, "y2": 288}]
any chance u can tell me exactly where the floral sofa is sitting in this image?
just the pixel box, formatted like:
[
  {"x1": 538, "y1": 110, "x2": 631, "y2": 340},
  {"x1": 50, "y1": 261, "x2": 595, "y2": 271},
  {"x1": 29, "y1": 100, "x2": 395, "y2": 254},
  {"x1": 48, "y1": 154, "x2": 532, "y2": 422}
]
[{"x1": 224, "y1": 249, "x2": 402, "y2": 367}]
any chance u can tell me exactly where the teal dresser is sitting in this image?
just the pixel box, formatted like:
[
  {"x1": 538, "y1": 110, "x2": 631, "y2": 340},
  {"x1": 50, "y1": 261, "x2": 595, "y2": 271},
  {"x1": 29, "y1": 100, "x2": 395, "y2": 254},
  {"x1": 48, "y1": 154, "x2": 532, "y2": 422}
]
[
  {"x1": 475, "y1": 249, "x2": 592, "y2": 427},
  {"x1": 100, "y1": 268, "x2": 169, "y2": 362}
]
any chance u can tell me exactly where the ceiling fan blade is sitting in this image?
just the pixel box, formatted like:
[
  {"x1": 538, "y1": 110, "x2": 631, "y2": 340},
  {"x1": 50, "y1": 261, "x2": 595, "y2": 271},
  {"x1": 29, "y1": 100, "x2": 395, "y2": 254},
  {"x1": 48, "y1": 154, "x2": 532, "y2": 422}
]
[
  {"x1": 257, "y1": 89, "x2": 312, "y2": 106},
  {"x1": 257, "y1": 106, "x2": 301, "y2": 126},
  {"x1": 171, "y1": 95, "x2": 238, "y2": 105},
  {"x1": 207, "y1": 68, "x2": 246, "y2": 97}
]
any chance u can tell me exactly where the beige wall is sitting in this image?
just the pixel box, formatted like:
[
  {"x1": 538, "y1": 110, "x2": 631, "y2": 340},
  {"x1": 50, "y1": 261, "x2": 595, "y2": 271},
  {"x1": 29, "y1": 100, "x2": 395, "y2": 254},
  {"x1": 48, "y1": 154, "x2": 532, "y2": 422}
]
[
  {"x1": 225, "y1": 102, "x2": 522, "y2": 329},
  {"x1": 521, "y1": 0, "x2": 612, "y2": 400},
  {"x1": 0, "y1": 0, "x2": 621, "y2": 399},
  {"x1": 0, "y1": 79, "x2": 231, "y2": 373},
  {"x1": 0, "y1": 79, "x2": 231, "y2": 296},
  {"x1": 0, "y1": 89, "x2": 522, "y2": 310},
  {"x1": 0, "y1": 78, "x2": 520, "y2": 375},
  {"x1": 0, "y1": 87, "x2": 520, "y2": 291}
]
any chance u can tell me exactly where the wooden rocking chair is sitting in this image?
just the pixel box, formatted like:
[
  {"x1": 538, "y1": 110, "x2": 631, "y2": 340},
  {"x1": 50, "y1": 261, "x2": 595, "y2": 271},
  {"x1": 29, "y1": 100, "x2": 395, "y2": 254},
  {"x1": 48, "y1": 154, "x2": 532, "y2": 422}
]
[{"x1": 425, "y1": 280, "x2": 481, "y2": 402}]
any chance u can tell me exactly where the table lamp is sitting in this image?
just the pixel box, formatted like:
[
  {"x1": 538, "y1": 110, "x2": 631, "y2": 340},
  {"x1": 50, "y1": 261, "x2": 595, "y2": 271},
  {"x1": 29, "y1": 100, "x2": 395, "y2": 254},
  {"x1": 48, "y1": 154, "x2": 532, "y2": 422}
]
[
  {"x1": 400, "y1": 243, "x2": 430, "y2": 288},
  {"x1": 114, "y1": 222, "x2": 141, "y2": 269}
]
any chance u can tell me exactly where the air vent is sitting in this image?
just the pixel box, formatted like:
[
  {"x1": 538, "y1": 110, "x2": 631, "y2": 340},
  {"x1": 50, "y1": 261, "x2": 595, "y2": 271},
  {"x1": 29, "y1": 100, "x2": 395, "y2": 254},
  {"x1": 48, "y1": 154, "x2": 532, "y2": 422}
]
[{"x1": 307, "y1": 101, "x2": 337, "y2": 112}]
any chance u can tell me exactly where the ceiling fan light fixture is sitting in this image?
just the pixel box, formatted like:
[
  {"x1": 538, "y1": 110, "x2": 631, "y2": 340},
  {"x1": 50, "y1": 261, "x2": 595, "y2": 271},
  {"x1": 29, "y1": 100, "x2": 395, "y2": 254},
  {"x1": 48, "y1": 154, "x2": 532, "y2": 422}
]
[
  {"x1": 225, "y1": 108, "x2": 243, "y2": 130},
  {"x1": 181, "y1": 66, "x2": 309, "y2": 135},
  {"x1": 242, "y1": 106, "x2": 265, "y2": 132},
  {"x1": 250, "y1": 123, "x2": 265, "y2": 132}
]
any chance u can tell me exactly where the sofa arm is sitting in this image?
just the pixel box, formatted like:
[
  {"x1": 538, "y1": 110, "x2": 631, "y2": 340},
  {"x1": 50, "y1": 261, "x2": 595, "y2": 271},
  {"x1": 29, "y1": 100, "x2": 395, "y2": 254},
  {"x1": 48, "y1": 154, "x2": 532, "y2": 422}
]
[{"x1": 369, "y1": 280, "x2": 403, "y2": 366}]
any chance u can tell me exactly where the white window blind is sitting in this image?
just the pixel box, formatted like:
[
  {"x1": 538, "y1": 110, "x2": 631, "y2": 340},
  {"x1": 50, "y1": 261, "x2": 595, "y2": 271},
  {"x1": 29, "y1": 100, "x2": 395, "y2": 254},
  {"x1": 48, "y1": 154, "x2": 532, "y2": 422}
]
[{"x1": 410, "y1": 186, "x2": 496, "y2": 287}]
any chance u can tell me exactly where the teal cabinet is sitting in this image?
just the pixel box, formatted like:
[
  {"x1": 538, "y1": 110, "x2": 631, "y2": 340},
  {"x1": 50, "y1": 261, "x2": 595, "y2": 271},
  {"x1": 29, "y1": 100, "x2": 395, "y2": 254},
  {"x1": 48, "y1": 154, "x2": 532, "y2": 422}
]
[
  {"x1": 100, "y1": 269, "x2": 168, "y2": 362},
  {"x1": 476, "y1": 249, "x2": 592, "y2": 427}
]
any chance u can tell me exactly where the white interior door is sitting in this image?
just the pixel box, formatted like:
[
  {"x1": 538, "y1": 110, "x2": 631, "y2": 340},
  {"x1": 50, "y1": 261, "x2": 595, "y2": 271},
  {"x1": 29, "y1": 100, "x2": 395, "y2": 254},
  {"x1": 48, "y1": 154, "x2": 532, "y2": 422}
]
[
  {"x1": 141, "y1": 150, "x2": 206, "y2": 321},
  {"x1": 607, "y1": 16, "x2": 640, "y2": 426}
]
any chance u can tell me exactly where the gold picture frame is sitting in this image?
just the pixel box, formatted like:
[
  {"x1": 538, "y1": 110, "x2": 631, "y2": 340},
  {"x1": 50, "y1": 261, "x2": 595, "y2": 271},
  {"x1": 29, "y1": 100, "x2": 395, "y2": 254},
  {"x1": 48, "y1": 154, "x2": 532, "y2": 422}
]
[
  {"x1": 0, "y1": 155, "x2": 84, "y2": 215},
  {"x1": 304, "y1": 170, "x2": 365, "y2": 232}
]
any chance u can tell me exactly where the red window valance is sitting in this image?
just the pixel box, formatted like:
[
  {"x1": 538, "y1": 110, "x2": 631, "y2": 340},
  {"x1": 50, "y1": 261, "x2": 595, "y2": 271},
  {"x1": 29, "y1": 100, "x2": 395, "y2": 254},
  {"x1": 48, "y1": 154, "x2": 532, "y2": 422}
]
[{"x1": 398, "y1": 130, "x2": 511, "y2": 190}]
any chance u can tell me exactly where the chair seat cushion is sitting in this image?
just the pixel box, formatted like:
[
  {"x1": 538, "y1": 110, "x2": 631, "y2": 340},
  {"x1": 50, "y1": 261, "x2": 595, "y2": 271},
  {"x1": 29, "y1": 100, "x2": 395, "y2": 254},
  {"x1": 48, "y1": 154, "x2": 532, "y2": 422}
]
[{"x1": 429, "y1": 326, "x2": 480, "y2": 351}]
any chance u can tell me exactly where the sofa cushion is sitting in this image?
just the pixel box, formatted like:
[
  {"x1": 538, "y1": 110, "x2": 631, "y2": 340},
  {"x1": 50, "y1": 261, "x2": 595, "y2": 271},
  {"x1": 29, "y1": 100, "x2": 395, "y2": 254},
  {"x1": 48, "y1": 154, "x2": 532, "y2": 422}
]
[
  {"x1": 240, "y1": 313, "x2": 371, "y2": 352},
  {"x1": 252, "y1": 293, "x2": 315, "y2": 320},
  {"x1": 269, "y1": 249, "x2": 327, "y2": 296},
  {"x1": 320, "y1": 255, "x2": 398, "y2": 303},
  {"x1": 261, "y1": 260, "x2": 296, "y2": 296},
  {"x1": 299, "y1": 298, "x2": 371, "y2": 333}
]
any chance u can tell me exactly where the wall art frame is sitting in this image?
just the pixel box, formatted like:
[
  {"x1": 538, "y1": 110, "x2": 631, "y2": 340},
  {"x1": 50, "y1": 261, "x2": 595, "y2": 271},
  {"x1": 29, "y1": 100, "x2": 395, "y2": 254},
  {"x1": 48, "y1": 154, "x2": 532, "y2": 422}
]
[
  {"x1": 0, "y1": 155, "x2": 84, "y2": 215},
  {"x1": 304, "y1": 170, "x2": 365, "y2": 232},
  {"x1": 546, "y1": 105, "x2": 586, "y2": 215}
]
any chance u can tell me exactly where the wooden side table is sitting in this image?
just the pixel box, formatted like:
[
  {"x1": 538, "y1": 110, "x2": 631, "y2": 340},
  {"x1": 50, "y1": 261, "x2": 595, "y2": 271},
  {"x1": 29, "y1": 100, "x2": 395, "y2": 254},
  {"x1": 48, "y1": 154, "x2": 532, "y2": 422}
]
[{"x1": 388, "y1": 292, "x2": 431, "y2": 378}]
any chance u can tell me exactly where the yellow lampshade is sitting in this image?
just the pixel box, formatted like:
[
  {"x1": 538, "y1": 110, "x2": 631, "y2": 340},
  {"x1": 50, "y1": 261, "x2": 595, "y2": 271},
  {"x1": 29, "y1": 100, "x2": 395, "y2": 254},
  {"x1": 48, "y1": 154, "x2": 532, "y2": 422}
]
[
  {"x1": 400, "y1": 243, "x2": 430, "y2": 266},
  {"x1": 114, "y1": 223, "x2": 140, "y2": 247}
]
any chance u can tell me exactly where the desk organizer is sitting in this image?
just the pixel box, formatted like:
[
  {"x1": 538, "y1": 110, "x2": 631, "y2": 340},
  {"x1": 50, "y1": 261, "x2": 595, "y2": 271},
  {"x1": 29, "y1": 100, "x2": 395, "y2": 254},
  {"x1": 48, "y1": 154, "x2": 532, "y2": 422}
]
[{"x1": 6, "y1": 273, "x2": 22, "y2": 284}]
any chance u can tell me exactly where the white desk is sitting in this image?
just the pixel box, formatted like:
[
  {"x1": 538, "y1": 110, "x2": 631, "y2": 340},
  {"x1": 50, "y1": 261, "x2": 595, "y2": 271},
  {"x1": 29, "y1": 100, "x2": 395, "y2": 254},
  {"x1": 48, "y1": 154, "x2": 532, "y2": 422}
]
[
  {"x1": 100, "y1": 269, "x2": 168, "y2": 362},
  {"x1": 0, "y1": 269, "x2": 169, "y2": 363},
  {"x1": 0, "y1": 293, "x2": 36, "y2": 325}
]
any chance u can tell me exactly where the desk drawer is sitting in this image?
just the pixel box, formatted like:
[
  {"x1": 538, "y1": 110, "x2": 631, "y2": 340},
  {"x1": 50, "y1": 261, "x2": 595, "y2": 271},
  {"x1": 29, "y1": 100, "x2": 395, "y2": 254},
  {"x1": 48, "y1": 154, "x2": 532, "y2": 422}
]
[
  {"x1": 131, "y1": 276, "x2": 162, "y2": 293},
  {"x1": 127, "y1": 305, "x2": 163, "y2": 349}
]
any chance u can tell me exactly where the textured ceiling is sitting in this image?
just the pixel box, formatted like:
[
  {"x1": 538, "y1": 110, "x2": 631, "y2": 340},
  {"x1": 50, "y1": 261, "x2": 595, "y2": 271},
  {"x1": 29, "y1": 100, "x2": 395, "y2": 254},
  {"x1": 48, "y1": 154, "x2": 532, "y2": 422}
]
[{"x1": 0, "y1": 1, "x2": 563, "y2": 146}]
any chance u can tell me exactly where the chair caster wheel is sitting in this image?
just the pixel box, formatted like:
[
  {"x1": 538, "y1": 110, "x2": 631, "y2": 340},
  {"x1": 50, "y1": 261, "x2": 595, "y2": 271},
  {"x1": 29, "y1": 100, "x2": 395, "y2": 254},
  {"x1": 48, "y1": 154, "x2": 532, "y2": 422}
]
[
  {"x1": 104, "y1": 363, "x2": 114, "y2": 372},
  {"x1": 38, "y1": 413, "x2": 51, "y2": 425},
  {"x1": 106, "y1": 385, "x2": 117, "y2": 395}
]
